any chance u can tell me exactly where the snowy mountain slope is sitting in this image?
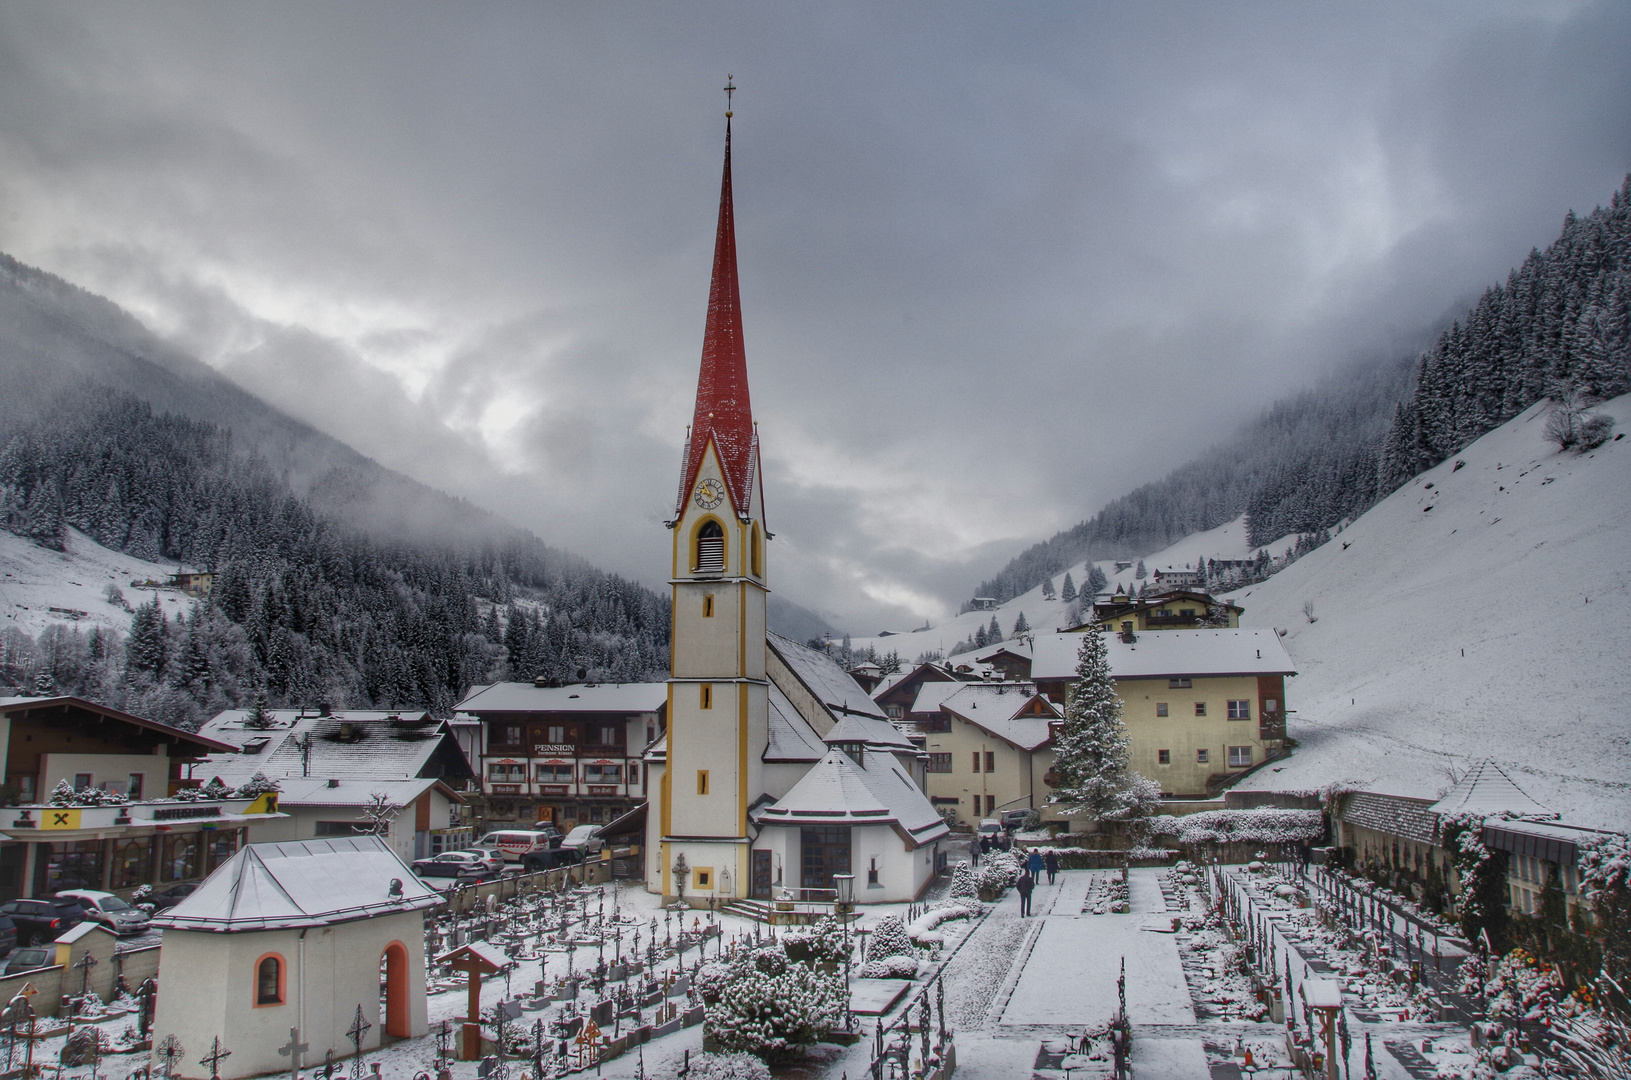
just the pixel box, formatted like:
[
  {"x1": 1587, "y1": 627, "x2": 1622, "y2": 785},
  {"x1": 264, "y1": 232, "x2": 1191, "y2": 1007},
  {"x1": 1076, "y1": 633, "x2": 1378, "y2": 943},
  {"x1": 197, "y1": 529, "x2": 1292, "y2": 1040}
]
[
  {"x1": 1228, "y1": 395, "x2": 1631, "y2": 829},
  {"x1": 0, "y1": 527, "x2": 197, "y2": 638},
  {"x1": 847, "y1": 514, "x2": 1286, "y2": 662}
]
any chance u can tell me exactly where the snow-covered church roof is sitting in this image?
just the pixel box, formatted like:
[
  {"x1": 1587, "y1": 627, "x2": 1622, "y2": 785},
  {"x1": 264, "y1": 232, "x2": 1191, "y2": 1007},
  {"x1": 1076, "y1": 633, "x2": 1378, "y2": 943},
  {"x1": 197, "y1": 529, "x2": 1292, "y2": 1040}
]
[
  {"x1": 1428, "y1": 761, "x2": 1554, "y2": 819},
  {"x1": 753, "y1": 749, "x2": 949, "y2": 848},
  {"x1": 153, "y1": 836, "x2": 441, "y2": 932},
  {"x1": 768, "y1": 633, "x2": 890, "y2": 720},
  {"x1": 766, "y1": 684, "x2": 826, "y2": 762},
  {"x1": 823, "y1": 713, "x2": 919, "y2": 753}
]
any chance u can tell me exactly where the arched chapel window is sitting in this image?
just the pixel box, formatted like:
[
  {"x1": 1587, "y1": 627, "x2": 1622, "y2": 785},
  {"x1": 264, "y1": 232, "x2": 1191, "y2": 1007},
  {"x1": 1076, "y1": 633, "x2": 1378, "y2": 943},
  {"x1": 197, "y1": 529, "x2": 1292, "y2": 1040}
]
[
  {"x1": 750, "y1": 524, "x2": 762, "y2": 577},
  {"x1": 256, "y1": 955, "x2": 283, "y2": 1005},
  {"x1": 695, "y1": 521, "x2": 725, "y2": 573}
]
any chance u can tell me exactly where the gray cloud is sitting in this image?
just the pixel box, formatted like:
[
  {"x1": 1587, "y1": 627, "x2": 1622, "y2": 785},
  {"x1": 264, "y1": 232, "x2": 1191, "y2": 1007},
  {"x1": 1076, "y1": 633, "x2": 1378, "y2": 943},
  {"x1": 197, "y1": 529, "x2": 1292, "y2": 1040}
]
[{"x1": 0, "y1": 2, "x2": 1626, "y2": 631}]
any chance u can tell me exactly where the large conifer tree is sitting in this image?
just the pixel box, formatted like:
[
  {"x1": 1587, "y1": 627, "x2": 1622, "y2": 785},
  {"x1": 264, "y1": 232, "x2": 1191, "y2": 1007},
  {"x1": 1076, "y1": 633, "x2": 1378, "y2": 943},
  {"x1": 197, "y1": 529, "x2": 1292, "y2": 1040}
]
[{"x1": 1048, "y1": 632, "x2": 1157, "y2": 823}]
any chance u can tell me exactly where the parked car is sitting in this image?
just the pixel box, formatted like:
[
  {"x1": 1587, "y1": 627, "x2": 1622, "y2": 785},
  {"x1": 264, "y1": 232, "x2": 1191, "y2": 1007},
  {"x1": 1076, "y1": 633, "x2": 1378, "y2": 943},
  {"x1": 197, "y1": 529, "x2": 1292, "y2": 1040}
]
[
  {"x1": 2, "y1": 945, "x2": 54, "y2": 976},
  {"x1": 527, "y1": 824, "x2": 565, "y2": 847},
  {"x1": 977, "y1": 818, "x2": 1003, "y2": 839},
  {"x1": 0, "y1": 898, "x2": 86, "y2": 944},
  {"x1": 999, "y1": 808, "x2": 1033, "y2": 832},
  {"x1": 410, "y1": 861, "x2": 490, "y2": 886},
  {"x1": 146, "y1": 882, "x2": 198, "y2": 912},
  {"x1": 412, "y1": 850, "x2": 502, "y2": 881},
  {"x1": 56, "y1": 890, "x2": 152, "y2": 936},
  {"x1": 558, "y1": 824, "x2": 605, "y2": 857},
  {"x1": 0, "y1": 914, "x2": 17, "y2": 957},
  {"x1": 519, "y1": 846, "x2": 586, "y2": 873}
]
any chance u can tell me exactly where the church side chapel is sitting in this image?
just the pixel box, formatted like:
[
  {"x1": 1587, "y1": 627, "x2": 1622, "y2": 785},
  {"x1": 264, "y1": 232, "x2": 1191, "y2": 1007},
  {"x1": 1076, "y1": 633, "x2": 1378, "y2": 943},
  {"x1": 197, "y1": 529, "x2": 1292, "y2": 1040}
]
[
  {"x1": 645, "y1": 95, "x2": 947, "y2": 908},
  {"x1": 151, "y1": 836, "x2": 441, "y2": 1080}
]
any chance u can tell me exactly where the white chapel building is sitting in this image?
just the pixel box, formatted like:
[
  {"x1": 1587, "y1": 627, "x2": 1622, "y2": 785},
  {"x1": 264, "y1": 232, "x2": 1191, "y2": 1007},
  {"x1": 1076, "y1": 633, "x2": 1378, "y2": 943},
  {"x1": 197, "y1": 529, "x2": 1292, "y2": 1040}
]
[{"x1": 643, "y1": 110, "x2": 947, "y2": 906}]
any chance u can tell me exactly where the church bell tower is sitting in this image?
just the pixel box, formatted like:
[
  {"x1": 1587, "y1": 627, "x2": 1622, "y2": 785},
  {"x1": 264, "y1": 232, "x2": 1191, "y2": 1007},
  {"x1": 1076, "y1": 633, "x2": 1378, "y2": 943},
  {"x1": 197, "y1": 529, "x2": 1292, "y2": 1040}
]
[{"x1": 660, "y1": 82, "x2": 770, "y2": 902}]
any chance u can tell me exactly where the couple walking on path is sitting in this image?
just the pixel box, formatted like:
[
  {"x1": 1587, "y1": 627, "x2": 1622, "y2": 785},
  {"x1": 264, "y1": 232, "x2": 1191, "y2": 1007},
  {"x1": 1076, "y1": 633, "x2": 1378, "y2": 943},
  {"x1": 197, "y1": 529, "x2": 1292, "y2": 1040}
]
[{"x1": 1016, "y1": 848, "x2": 1060, "y2": 915}]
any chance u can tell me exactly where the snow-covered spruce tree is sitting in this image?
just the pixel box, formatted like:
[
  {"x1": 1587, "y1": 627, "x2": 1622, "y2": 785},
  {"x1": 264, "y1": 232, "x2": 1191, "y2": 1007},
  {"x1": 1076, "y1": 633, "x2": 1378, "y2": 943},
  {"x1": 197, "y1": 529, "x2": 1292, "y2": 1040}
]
[
  {"x1": 1041, "y1": 578, "x2": 1056, "y2": 601},
  {"x1": 243, "y1": 688, "x2": 275, "y2": 729},
  {"x1": 865, "y1": 915, "x2": 913, "y2": 961},
  {"x1": 1134, "y1": 559, "x2": 1147, "y2": 580},
  {"x1": 1012, "y1": 611, "x2": 1029, "y2": 637},
  {"x1": 1048, "y1": 632, "x2": 1156, "y2": 825},
  {"x1": 987, "y1": 615, "x2": 1002, "y2": 643},
  {"x1": 948, "y1": 861, "x2": 978, "y2": 900},
  {"x1": 1087, "y1": 564, "x2": 1108, "y2": 596},
  {"x1": 1060, "y1": 572, "x2": 1077, "y2": 603}
]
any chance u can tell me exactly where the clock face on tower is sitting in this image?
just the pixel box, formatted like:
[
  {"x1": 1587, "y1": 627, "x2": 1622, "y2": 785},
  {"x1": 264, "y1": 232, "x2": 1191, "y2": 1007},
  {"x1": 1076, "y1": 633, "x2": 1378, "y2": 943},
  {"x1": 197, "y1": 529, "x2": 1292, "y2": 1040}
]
[{"x1": 693, "y1": 478, "x2": 725, "y2": 510}]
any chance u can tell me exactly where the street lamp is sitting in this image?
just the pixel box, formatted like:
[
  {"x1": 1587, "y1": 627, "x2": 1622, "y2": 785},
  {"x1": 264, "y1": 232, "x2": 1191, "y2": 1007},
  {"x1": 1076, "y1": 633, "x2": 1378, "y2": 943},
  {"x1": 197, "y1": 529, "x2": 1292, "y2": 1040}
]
[{"x1": 833, "y1": 874, "x2": 855, "y2": 915}]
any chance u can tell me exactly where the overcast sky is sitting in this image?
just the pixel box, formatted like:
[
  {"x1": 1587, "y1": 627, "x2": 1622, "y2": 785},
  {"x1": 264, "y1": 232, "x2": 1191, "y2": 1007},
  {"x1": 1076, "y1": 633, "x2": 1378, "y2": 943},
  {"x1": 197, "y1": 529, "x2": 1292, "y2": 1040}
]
[{"x1": 1, "y1": 3, "x2": 1627, "y2": 631}]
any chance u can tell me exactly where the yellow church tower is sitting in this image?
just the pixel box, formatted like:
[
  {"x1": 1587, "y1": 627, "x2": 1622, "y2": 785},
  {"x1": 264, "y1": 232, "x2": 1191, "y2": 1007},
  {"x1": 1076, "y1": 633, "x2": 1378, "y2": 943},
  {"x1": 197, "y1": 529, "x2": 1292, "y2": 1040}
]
[{"x1": 659, "y1": 87, "x2": 770, "y2": 902}]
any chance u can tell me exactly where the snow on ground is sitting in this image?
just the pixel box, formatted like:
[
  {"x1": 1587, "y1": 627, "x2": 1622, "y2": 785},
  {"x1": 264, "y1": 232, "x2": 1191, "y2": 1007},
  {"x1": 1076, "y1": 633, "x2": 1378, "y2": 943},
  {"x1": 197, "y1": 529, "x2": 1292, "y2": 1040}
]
[
  {"x1": 0, "y1": 526, "x2": 197, "y2": 639},
  {"x1": 1229, "y1": 395, "x2": 1631, "y2": 828},
  {"x1": 850, "y1": 514, "x2": 1280, "y2": 664}
]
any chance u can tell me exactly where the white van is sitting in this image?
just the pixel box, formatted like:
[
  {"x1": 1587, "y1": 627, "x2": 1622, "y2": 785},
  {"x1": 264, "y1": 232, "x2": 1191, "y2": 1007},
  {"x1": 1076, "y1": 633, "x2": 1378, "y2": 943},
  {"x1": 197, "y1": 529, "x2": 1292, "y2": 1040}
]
[{"x1": 476, "y1": 830, "x2": 557, "y2": 862}]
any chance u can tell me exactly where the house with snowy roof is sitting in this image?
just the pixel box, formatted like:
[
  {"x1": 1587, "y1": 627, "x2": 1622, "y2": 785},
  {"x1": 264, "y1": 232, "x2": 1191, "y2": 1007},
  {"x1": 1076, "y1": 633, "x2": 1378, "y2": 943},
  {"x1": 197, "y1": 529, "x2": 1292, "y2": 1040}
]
[
  {"x1": 1028, "y1": 629, "x2": 1296, "y2": 799},
  {"x1": 918, "y1": 683, "x2": 1060, "y2": 828},
  {"x1": 453, "y1": 681, "x2": 665, "y2": 832},
  {"x1": 192, "y1": 706, "x2": 476, "y2": 862},
  {"x1": 152, "y1": 835, "x2": 441, "y2": 1080},
  {"x1": 644, "y1": 114, "x2": 947, "y2": 906}
]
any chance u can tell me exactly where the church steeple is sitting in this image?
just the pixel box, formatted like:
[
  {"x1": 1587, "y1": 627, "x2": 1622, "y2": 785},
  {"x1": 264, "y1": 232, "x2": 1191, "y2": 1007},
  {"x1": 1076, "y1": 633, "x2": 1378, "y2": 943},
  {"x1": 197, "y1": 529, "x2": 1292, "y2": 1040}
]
[{"x1": 677, "y1": 83, "x2": 757, "y2": 520}]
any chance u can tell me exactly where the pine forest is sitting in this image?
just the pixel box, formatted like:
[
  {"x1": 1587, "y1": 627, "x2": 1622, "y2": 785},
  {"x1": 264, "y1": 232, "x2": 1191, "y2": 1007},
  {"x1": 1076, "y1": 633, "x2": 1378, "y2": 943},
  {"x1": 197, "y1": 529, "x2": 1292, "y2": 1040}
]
[{"x1": 0, "y1": 390, "x2": 671, "y2": 727}]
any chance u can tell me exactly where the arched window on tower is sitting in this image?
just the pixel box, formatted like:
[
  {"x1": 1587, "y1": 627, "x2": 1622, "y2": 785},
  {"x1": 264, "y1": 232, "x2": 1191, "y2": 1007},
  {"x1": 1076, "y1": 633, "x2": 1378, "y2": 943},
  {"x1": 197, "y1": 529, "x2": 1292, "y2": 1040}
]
[
  {"x1": 695, "y1": 520, "x2": 725, "y2": 573},
  {"x1": 750, "y1": 524, "x2": 763, "y2": 578}
]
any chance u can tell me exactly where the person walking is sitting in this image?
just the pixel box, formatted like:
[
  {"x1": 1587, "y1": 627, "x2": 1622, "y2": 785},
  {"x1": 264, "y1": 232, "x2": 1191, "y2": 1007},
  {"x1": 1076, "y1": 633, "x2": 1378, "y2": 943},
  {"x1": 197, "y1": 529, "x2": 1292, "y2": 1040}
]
[
  {"x1": 1027, "y1": 848, "x2": 1043, "y2": 881},
  {"x1": 980, "y1": 833, "x2": 992, "y2": 856},
  {"x1": 969, "y1": 835, "x2": 981, "y2": 867},
  {"x1": 1016, "y1": 869, "x2": 1035, "y2": 917},
  {"x1": 1044, "y1": 848, "x2": 1059, "y2": 885}
]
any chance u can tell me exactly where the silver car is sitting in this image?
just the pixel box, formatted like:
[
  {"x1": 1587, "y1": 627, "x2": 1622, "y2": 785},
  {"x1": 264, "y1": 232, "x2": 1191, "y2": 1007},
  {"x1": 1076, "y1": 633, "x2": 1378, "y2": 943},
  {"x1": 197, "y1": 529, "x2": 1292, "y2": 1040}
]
[{"x1": 56, "y1": 890, "x2": 151, "y2": 936}]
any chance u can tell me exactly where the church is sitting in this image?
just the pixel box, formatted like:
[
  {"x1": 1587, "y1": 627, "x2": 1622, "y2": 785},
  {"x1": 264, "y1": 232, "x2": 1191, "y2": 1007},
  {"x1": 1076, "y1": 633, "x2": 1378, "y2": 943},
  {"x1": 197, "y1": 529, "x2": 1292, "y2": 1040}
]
[{"x1": 643, "y1": 101, "x2": 948, "y2": 906}]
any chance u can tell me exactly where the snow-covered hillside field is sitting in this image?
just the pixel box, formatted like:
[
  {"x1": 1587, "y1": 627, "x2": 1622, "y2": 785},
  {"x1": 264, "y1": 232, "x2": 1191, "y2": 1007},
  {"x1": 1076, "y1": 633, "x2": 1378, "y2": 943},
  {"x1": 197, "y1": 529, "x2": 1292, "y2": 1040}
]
[
  {"x1": 1230, "y1": 395, "x2": 1630, "y2": 828},
  {"x1": 848, "y1": 514, "x2": 1281, "y2": 662},
  {"x1": 0, "y1": 527, "x2": 196, "y2": 638}
]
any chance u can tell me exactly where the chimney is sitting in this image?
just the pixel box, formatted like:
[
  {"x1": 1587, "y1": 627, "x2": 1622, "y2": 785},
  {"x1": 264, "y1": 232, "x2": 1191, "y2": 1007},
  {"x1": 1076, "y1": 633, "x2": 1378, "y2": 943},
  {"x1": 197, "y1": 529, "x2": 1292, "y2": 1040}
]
[
  {"x1": 327, "y1": 778, "x2": 339, "y2": 788},
  {"x1": 319, "y1": 700, "x2": 332, "y2": 717}
]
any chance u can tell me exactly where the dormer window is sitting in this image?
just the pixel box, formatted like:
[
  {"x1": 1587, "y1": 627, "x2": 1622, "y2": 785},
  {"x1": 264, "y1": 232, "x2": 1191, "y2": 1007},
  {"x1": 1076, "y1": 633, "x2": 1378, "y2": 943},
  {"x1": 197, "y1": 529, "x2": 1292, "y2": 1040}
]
[
  {"x1": 242, "y1": 738, "x2": 271, "y2": 754},
  {"x1": 695, "y1": 521, "x2": 725, "y2": 573}
]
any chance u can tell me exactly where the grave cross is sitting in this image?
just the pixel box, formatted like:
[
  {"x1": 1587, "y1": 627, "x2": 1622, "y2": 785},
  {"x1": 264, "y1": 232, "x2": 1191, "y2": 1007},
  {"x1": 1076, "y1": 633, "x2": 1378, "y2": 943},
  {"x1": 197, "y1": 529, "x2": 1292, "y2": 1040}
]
[
  {"x1": 277, "y1": 1027, "x2": 309, "y2": 1080},
  {"x1": 346, "y1": 1004, "x2": 373, "y2": 1080},
  {"x1": 155, "y1": 1034, "x2": 185, "y2": 1080},
  {"x1": 74, "y1": 949, "x2": 100, "y2": 997},
  {"x1": 199, "y1": 1037, "x2": 232, "y2": 1080}
]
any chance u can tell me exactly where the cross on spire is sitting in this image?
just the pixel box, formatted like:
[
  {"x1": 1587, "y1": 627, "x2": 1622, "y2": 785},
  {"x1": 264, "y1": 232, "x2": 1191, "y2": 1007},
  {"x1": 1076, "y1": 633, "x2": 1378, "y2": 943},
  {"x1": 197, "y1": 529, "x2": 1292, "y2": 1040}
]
[{"x1": 724, "y1": 75, "x2": 735, "y2": 118}]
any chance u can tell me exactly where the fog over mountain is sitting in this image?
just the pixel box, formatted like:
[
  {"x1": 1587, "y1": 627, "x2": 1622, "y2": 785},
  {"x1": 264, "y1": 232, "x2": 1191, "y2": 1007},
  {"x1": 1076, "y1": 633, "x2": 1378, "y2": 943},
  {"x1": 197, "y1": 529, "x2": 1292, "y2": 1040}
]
[{"x1": 0, "y1": 3, "x2": 1627, "y2": 631}]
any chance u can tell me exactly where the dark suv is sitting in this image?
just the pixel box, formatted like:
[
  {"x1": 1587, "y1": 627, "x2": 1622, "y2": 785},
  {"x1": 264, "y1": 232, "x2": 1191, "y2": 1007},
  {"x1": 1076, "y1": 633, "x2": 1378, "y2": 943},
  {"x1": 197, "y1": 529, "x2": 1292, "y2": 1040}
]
[
  {"x1": 0, "y1": 914, "x2": 17, "y2": 957},
  {"x1": 0, "y1": 898, "x2": 86, "y2": 944},
  {"x1": 520, "y1": 846, "x2": 586, "y2": 873}
]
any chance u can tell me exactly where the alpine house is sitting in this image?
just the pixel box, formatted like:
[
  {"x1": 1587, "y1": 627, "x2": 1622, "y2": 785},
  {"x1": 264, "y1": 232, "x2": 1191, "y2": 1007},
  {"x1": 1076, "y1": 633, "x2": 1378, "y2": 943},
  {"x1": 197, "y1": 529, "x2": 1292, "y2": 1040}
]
[{"x1": 644, "y1": 91, "x2": 947, "y2": 906}]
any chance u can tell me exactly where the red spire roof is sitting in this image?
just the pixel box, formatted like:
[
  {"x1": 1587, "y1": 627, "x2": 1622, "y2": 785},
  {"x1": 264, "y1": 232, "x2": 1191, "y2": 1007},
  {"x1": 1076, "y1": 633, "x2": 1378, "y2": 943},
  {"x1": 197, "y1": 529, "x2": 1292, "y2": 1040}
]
[{"x1": 678, "y1": 118, "x2": 757, "y2": 517}]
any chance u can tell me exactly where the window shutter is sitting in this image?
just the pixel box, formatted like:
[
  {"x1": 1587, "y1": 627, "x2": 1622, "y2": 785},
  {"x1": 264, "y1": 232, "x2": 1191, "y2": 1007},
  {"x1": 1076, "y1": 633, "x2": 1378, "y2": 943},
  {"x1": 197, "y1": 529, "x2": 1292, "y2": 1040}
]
[{"x1": 696, "y1": 535, "x2": 725, "y2": 573}]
